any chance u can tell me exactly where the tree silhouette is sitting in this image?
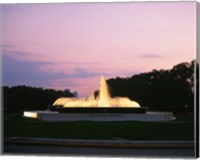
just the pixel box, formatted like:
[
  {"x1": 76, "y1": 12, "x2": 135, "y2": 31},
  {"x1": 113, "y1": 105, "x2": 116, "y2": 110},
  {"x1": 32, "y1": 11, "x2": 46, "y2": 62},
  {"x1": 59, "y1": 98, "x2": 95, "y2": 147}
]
[
  {"x1": 2, "y1": 60, "x2": 196, "y2": 114},
  {"x1": 3, "y1": 86, "x2": 74, "y2": 113},
  {"x1": 107, "y1": 60, "x2": 195, "y2": 113}
]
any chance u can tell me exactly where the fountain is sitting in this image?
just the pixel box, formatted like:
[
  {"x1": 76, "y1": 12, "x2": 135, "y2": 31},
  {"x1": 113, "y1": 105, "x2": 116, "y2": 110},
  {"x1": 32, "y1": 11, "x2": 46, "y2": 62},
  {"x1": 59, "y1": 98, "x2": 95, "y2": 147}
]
[
  {"x1": 52, "y1": 76, "x2": 140, "y2": 108},
  {"x1": 23, "y1": 76, "x2": 175, "y2": 121}
]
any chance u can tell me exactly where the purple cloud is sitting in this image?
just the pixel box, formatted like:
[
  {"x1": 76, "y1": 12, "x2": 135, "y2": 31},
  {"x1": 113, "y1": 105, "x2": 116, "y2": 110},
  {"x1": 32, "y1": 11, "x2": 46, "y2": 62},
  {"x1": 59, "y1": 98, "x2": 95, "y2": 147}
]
[
  {"x1": 141, "y1": 54, "x2": 164, "y2": 59},
  {"x1": 2, "y1": 54, "x2": 103, "y2": 88}
]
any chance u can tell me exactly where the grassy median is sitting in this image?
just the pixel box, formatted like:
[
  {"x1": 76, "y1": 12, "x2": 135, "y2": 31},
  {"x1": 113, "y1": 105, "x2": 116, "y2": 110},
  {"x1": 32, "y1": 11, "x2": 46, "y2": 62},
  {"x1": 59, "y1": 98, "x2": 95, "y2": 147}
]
[{"x1": 4, "y1": 113, "x2": 194, "y2": 140}]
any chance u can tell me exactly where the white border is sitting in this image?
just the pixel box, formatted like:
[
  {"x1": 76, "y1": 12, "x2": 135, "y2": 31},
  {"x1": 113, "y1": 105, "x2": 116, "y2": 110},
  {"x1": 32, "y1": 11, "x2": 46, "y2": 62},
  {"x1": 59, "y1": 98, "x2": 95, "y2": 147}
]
[
  {"x1": 0, "y1": 0, "x2": 199, "y2": 160},
  {"x1": 0, "y1": 0, "x2": 197, "y2": 3}
]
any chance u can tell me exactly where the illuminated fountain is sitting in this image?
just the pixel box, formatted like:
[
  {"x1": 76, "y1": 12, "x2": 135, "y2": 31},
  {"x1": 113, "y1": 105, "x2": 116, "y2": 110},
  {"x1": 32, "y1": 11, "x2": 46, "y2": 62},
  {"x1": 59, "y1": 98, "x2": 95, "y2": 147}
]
[
  {"x1": 53, "y1": 76, "x2": 140, "y2": 108},
  {"x1": 23, "y1": 76, "x2": 175, "y2": 121}
]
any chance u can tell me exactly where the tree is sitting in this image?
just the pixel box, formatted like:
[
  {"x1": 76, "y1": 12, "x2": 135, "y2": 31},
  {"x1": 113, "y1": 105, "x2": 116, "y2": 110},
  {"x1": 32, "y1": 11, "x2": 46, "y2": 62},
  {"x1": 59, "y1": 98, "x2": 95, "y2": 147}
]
[
  {"x1": 3, "y1": 86, "x2": 75, "y2": 113},
  {"x1": 107, "y1": 60, "x2": 195, "y2": 113}
]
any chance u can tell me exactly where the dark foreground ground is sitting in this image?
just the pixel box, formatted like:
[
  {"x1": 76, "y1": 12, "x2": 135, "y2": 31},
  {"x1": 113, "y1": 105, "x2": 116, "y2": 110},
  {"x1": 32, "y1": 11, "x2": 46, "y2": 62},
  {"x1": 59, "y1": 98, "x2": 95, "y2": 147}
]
[
  {"x1": 4, "y1": 144, "x2": 195, "y2": 158},
  {"x1": 3, "y1": 137, "x2": 196, "y2": 158},
  {"x1": 4, "y1": 113, "x2": 194, "y2": 140},
  {"x1": 3, "y1": 113, "x2": 196, "y2": 158}
]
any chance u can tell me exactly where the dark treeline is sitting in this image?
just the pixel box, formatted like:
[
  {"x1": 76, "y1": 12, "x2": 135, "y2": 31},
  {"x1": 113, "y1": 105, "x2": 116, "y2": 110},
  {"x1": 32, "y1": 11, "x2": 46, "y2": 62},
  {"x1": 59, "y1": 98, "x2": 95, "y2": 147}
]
[
  {"x1": 107, "y1": 60, "x2": 198, "y2": 113},
  {"x1": 2, "y1": 60, "x2": 198, "y2": 114},
  {"x1": 3, "y1": 86, "x2": 74, "y2": 113}
]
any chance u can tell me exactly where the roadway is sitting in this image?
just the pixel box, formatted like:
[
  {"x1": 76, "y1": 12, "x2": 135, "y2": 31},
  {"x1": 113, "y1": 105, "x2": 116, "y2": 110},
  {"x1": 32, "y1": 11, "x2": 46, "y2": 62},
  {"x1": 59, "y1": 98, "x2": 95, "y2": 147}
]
[{"x1": 3, "y1": 144, "x2": 195, "y2": 158}]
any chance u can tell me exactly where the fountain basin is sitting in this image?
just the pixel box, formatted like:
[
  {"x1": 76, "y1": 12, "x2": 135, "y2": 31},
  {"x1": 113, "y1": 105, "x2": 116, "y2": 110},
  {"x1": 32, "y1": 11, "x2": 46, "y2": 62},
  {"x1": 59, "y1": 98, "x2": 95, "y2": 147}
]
[
  {"x1": 23, "y1": 109, "x2": 175, "y2": 122},
  {"x1": 51, "y1": 106, "x2": 148, "y2": 113}
]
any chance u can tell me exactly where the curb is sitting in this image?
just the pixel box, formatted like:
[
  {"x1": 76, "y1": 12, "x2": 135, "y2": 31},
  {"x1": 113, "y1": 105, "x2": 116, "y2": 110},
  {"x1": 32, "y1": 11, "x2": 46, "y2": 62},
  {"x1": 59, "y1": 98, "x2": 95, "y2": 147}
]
[{"x1": 4, "y1": 137, "x2": 195, "y2": 148}]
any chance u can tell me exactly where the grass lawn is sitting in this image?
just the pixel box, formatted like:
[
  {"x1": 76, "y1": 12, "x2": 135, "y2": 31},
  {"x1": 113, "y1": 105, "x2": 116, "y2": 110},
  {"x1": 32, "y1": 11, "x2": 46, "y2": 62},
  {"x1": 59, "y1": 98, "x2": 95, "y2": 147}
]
[{"x1": 4, "y1": 113, "x2": 194, "y2": 141}]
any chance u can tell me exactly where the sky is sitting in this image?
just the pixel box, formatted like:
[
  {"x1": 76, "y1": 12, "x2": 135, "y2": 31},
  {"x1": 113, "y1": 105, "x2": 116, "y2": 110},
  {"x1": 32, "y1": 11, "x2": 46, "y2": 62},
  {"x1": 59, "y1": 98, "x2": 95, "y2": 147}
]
[{"x1": 1, "y1": 2, "x2": 196, "y2": 97}]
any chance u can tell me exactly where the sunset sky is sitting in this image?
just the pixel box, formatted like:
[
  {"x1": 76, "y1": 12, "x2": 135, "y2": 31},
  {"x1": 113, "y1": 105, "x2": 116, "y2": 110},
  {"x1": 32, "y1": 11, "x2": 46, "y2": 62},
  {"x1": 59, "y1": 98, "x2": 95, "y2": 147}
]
[{"x1": 2, "y1": 2, "x2": 196, "y2": 97}]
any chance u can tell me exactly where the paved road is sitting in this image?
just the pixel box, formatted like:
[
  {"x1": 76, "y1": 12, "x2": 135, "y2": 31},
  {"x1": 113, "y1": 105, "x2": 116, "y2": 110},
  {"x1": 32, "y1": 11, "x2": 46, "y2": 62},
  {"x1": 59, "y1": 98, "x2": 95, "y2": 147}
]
[{"x1": 3, "y1": 144, "x2": 195, "y2": 158}]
